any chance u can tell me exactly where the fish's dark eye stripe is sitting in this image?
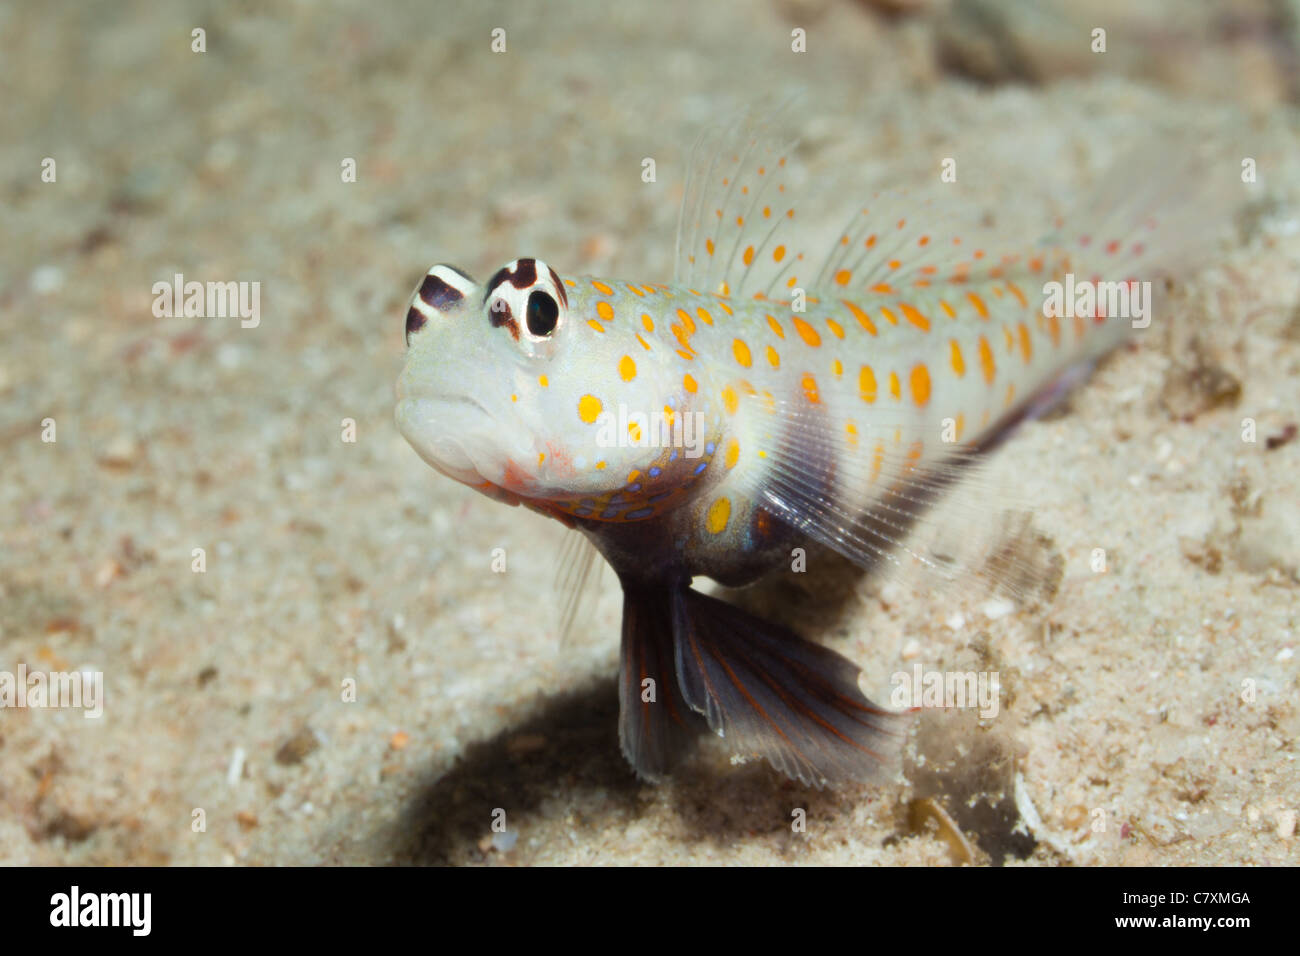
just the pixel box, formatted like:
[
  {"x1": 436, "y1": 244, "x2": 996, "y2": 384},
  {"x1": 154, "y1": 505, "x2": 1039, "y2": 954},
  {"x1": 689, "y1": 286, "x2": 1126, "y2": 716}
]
[
  {"x1": 404, "y1": 306, "x2": 427, "y2": 345},
  {"x1": 548, "y1": 266, "x2": 568, "y2": 308},
  {"x1": 488, "y1": 299, "x2": 520, "y2": 341},
  {"x1": 511, "y1": 258, "x2": 538, "y2": 289},
  {"x1": 483, "y1": 267, "x2": 512, "y2": 305},
  {"x1": 418, "y1": 273, "x2": 465, "y2": 311}
]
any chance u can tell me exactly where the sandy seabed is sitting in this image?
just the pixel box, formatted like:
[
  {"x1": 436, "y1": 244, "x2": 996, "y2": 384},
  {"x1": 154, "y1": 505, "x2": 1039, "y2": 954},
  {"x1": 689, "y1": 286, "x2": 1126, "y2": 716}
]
[{"x1": 2, "y1": 0, "x2": 1298, "y2": 865}]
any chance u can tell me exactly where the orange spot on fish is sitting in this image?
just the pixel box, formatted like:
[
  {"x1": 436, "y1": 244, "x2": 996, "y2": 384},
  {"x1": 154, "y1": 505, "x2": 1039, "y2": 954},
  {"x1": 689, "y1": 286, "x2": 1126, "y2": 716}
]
[
  {"x1": 900, "y1": 303, "x2": 930, "y2": 331},
  {"x1": 967, "y1": 292, "x2": 989, "y2": 319},
  {"x1": 683, "y1": 373, "x2": 697, "y2": 393},
  {"x1": 596, "y1": 301, "x2": 615, "y2": 321},
  {"x1": 844, "y1": 300, "x2": 877, "y2": 335},
  {"x1": 950, "y1": 340, "x2": 965, "y2": 377},
  {"x1": 766, "y1": 345, "x2": 780, "y2": 367},
  {"x1": 618, "y1": 355, "x2": 637, "y2": 381},
  {"x1": 732, "y1": 338, "x2": 753, "y2": 368},
  {"x1": 835, "y1": 269, "x2": 852, "y2": 286},
  {"x1": 825, "y1": 317, "x2": 845, "y2": 339},
  {"x1": 766, "y1": 314, "x2": 785, "y2": 339},
  {"x1": 773, "y1": 245, "x2": 786, "y2": 263},
  {"x1": 978, "y1": 335, "x2": 996, "y2": 384},
  {"x1": 800, "y1": 374, "x2": 821, "y2": 405},
  {"x1": 1018, "y1": 322, "x2": 1033, "y2": 363},
  {"x1": 888, "y1": 371, "x2": 901, "y2": 401},
  {"x1": 792, "y1": 316, "x2": 821, "y2": 347},
  {"x1": 910, "y1": 364, "x2": 931, "y2": 405},
  {"x1": 696, "y1": 307, "x2": 713, "y2": 326},
  {"x1": 592, "y1": 280, "x2": 613, "y2": 295}
]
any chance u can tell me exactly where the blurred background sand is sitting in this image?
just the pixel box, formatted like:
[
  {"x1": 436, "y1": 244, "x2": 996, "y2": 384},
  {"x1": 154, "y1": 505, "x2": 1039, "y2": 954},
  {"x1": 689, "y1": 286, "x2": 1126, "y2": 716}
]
[{"x1": 2, "y1": 0, "x2": 1298, "y2": 865}]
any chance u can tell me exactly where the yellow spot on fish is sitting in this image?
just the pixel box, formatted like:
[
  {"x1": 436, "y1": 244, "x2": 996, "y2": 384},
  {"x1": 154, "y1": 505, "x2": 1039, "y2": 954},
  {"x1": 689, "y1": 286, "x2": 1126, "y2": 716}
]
[
  {"x1": 706, "y1": 238, "x2": 715, "y2": 256},
  {"x1": 683, "y1": 373, "x2": 697, "y2": 394},
  {"x1": 940, "y1": 300, "x2": 956, "y2": 319},
  {"x1": 950, "y1": 340, "x2": 965, "y2": 377},
  {"x1": 578, "y1": 394, "x2": 603, "y2": 424},
  {"x1": 910, "y1": 363, "x2": 931, "y2": 406},
  {"x1": 846, "y1": 421, "x2": 859, "y2": 447},
  {"x1": 888, "y1": 371, "x2": 901, "y2": 401},
  {"x1": 880, "y1": 307, "x2": 898, "y2": 326},
  {"x1": 538, "y1": 452, "x2": 545, "y2": 465},
  {"x1": 859, "y1": 365, "x2": 877, "y2": 403},
  {"x1": 766, "y1": 315, "x2": 785, "y2": 339},
  {"x1": 825, "y1": 317, "x2": 845, "y2": 339},
  {"x1": 636, "y1": 333, "x2": 651, "y2": 351},
  {"x1": 596, "y1": 301, "x2": 614, "y2": 321},
  {"x1": 642, "y1": 313, "x2": 654, "y2": 332},
  {"x1": 724, "y1": 439, "x2": 740, "y2": 469},
  {"x1": 626, "y1": 283, "x2": 644, "y2": 297},
  {"x1": 628, "y1": 422, "x2": 641, "y2": 442},
  {"x1": 696, "y1": 307, "x2": 713, "y2": 326},
  {"x1": 592, "y1": 280, "x2": 613, "y2": 295},
  {"x1": 835, "y1": 269, "x2": 852, "y2": 286},
  {"x1": 773, "y1": 245, "x2": 786, "y2": 263},
  {"x1": 967, "y1": 292, "x2": 990, "y2": 319},
  {"x1": 732, "y1": 338, "x2": 752, "y2": 368},
  {"x1": 676, "y1": 308, "x2": 695, "y2": 334},
  {"x1": 766, "y1": 345, "x2": 780, "y2": 368},
  {"x1": 832, "y1": 358, "x2": 843, "y2": 377},
  {"x1": 721, "y1": 386, "x2": 739, "y2": 415},
  {"x1": 717, "y1": 300, "x2": 733, "y2": 316},
  {"x1": 792, "y1": 316, "x2": 821, "y2": 347},
  {"x1": 706, "y1": 497, "x2": 731, "y2": 534},
  {"x1": 743, "y1": 245, "x2": 755, "y2": 266},
  {"x1": 801, "y1": 374, "x2": 821, "y2": 405},
  {"x1": 595, "y1": 460, "x2": 607, "y2": 470},
  {"x1": 539, "y1": 375, "x2": 549, "y2": 388},
  {"x1": 587, "y1": 319, "x2": 605, "y2": 333},
  {"x1": 618, "y1": 355, "x2": 637, "y2": 382}
]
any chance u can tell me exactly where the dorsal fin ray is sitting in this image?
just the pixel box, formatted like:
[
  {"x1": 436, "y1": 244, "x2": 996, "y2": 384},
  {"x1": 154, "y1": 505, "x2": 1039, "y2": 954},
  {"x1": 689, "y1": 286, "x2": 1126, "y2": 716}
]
[{"x1": 674, "y1": 100, "x2": 808, "y2": 300}]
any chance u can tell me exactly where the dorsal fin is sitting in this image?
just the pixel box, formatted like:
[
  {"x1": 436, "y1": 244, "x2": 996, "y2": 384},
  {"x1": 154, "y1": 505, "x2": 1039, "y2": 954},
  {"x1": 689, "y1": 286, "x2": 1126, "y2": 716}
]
[{"x1": 674, "y1": 101, "x2": 812, "y2": 300}]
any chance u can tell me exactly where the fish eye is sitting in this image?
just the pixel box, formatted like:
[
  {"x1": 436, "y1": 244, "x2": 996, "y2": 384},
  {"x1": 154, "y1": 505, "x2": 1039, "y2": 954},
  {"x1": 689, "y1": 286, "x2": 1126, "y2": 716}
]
[{"x1": 526, "y1": 290, "x2": 559, "y2": 337}]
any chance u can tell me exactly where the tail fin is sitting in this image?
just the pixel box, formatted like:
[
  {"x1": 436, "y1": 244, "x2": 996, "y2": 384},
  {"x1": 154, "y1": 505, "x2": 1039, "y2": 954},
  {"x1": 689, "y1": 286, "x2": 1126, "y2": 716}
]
[
  {"x1": 670, "y1": 586, "x2": 906, "y2": 787},
  {"x1": 618, "y1": 585, "x2": 706, "y2": 780}
]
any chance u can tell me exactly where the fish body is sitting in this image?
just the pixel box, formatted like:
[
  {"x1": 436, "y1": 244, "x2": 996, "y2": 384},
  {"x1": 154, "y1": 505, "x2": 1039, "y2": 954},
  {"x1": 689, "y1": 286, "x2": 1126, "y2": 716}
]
[{"x1": 396, "y1": 112, "x2": 1227, "y2": 786}]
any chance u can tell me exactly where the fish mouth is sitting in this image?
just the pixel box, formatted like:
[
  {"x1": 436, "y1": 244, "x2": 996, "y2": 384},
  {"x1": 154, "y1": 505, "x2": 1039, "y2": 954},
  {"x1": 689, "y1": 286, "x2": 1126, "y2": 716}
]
[{"x1": 395, "y1": 392, "x2": 501, "y2": 488}]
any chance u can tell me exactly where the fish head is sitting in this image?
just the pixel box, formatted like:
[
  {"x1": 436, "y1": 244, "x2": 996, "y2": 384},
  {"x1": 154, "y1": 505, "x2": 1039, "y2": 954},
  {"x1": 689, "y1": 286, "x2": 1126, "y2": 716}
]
[{"x1": 397, "y1": 259, "x2": 706, "y2": 510}]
